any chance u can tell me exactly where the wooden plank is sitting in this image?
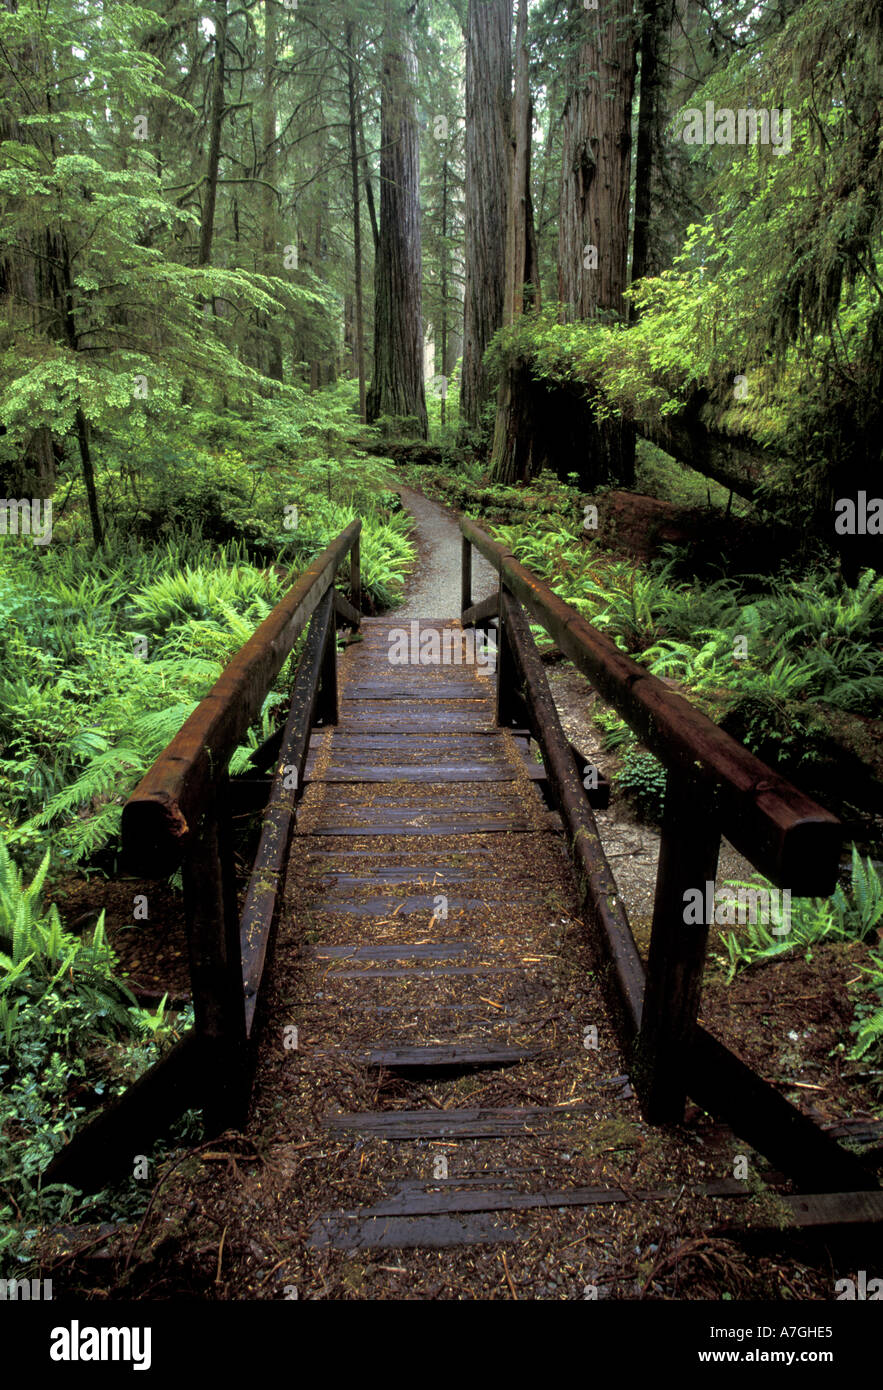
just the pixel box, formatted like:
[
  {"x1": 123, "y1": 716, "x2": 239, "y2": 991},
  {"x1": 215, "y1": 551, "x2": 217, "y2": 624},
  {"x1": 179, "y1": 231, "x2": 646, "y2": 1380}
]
[
  {"x1": 329, "y1": 965, "x2": 524, "y2": 980},
  {"x1": 313, "y1": 942, "x2": 473, "y2": 960},
  {"x1": 341, "y1": 1178, "x2": 748, "y2": 1219},
  {"x1": 462, "y1": 517, "x2": 841, "y2": 894},
  {"x1": 824, "y1": 1119, "x2": 883, "y2": 1144},
  {"x1": 337, "y1": 722, "x2": 497, "y2": 735},
  {"x1": 303, "y1": 847, "x2": 497, "y2": 861},
  {"x1": 337, "y1": 709, "x2": 496, "y2": 730},
  {"x1": 344, "y1": 685, "x2": 491, "y2": 700},
  {"x1": 325, "y1": 1105, "x2": 594, "y2": 1138},
  {"x1": 309, "y1": 1212, "x2": 525, "y2": 1251},
  {"x1": 306, "y1": 896, "x2": 522, "y2": 916},
  {"x1": 778, "y1": 1191, "x2": 883, "y2": 1228},
  {"x1": 305, "y1": 787, "x2": 525, "y2": 806},
  {"x1": 309, "y1": 820, "x2": 533, "y2": 836},
  {"x1": 305, "y1": 765, "x2": 516, "y2": 783},
  {"x1": 314, "y1": 868, "x2": 529, "y2": 886},
  {"x1": 366, "y1": 1045, "x2": 538, "y2": 1071},
  {"x1": 316, "y1": 733, "x2": 509, "y2": 750}
]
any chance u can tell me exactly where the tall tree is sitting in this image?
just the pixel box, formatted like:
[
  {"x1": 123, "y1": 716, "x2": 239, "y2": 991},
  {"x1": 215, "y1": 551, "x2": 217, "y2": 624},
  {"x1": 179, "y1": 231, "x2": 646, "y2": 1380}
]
[
  {"x1": 631, "y1": 0, "x2": 675, "y2": 296},
  {"x1": 346, "y1": 18, "x2": 367, "y2": 421},
  {"x1": 489, "y1": 0, "x2": 540, "y2": 482},
  {"x1": 557, "y1": 0, "x2": 637, "y2": 482},
  {"x1": 366, "y1": 0, "x2": 427, "y2": 436},
  {"x1": 198, "y1": 0, "x2": 228, "y2": 270},
  {"x1": 459, "y1": 0, "x2": 511, "y2": 439},
  {"x1": 261, "y1": 0, "x2": 284, "y2": 380}
]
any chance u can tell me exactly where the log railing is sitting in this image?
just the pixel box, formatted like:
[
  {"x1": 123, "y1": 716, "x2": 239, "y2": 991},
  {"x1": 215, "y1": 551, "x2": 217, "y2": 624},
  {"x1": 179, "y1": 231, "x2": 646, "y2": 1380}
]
[
  {"x1": 460, "y1": 516, "x2": 875, "y2": 1192},
  {"x1": 46, "y1": 522, "x2": 361, "y2": 1187}
]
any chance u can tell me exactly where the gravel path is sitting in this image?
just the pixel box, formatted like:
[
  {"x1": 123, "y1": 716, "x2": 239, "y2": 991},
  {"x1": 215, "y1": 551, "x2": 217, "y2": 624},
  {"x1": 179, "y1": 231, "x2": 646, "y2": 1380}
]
[{"x1": 392, "y1": 485, "x2": 497, "y2": 620}]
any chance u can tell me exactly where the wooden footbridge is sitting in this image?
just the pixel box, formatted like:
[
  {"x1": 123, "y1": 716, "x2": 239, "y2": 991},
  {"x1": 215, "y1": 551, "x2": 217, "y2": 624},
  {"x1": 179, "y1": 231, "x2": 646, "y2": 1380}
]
[{"x1": 47, "y1": 517, "x2": 882, "y2": 1291}]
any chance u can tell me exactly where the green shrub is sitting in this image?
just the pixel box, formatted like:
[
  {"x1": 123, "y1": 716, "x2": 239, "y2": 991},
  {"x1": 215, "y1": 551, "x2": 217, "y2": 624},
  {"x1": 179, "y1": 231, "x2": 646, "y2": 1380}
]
[
  {"x1": 0, "y1": 834, "x2": 189, "y2": 1265},
  {"x1": 615, "y1": 749, "x2": 667, "y2": 822},
  {"x1": 715, "y1": 848, "x2": 883, "y2": 983}
]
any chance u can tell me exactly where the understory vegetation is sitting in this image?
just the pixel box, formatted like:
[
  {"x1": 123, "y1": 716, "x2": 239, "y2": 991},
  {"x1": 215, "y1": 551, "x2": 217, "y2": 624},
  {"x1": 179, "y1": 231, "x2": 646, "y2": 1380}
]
[
  {"x1": 0, "y1": 387, "x2": 414, "y2": 1266},
  {"x1": 407, "y1": 454, "x2": 883, "y2": 787},
  {"x1": 0, "y1": 834, "x2": 198, "y2": 1266},
  {"x1": 1, "y1": 392, "x2": 413, "y2": 872}
]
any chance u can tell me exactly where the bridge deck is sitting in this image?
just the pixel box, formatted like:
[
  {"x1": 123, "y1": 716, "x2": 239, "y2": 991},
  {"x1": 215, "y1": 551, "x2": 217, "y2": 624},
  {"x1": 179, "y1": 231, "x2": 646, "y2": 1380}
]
[{"x1": 247, "y1": 618, "x2": 747, "y2": 1296}]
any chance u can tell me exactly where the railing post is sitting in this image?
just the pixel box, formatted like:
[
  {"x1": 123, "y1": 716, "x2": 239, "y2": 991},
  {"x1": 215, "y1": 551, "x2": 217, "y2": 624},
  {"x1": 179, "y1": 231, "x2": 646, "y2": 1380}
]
[
  {"x1": 181, "y1": 772, "x2": 249, "y2": 1133},
  {"x1": 316, "y1": 588, "x2": 339, "y2": 726},
  {"x1": 495, "y1": 578, "x2": 529, "y2": 729},
  {"x1": 461, "y1": 533, "x2": 472, "y2": 617},
  {"x1": 350, "y1": 533, "x2": 361, "y2": 615},
  {"x1": 634, "y1": 770, "x2": 721, "y2": 1123}
]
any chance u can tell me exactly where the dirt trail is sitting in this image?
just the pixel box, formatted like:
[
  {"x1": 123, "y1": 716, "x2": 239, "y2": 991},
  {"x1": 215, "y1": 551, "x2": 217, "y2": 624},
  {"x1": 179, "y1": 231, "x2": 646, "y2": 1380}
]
[{"x1": 393, "y1": 485, "x2": 497, "y2": 620}]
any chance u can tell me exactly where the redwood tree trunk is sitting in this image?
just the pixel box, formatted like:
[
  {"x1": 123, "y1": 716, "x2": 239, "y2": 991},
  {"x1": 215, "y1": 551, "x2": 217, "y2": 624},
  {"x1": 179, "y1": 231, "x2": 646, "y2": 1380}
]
[
  {"x1": 366, "y1": 1, "x2": 427, "y2": 436},
  {"x1": 631, "y1": 0, "x2": 673, "y2": 298},
  {"x1": 489, "y1": 0, "x2": 540, "y2": 484},
  {"x1": 261, "y1": 0, "x2": 283, "y2": 379},
  {"x1": 557, "y1": 0, "x2": 637, "y2": 485},
  {"x1": 460, "y1": 0, "x2": 511, "y2": 438},
  {"x1": 558, "y1": 1, "x2": 636, "y2": 319},
  {"x1": 346, "y1": 19, "x2": 366, "y2": 422}
]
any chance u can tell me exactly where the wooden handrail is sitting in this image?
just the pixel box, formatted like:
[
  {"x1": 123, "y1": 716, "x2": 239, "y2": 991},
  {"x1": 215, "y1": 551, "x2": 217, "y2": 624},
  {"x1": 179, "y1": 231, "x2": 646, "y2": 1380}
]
[
  {"x1": 122, "y1": 519, "x2": 361, "y2": 876},
  {"x1": 460, "y1": 515, "x2": 862, "y2": 1152},
  {"x1": 460, "y1": 515, "x2": 840, "y2": 895}
]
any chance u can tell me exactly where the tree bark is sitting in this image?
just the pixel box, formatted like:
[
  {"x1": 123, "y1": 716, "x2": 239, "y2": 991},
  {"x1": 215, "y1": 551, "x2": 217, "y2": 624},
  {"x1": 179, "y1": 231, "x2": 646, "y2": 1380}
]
[
  {"x1": 197, "y1": 0, "x2": 227, "y2": 269},
  {"x1": 366, "y1": 0, "x2": 427, "y2": 437},
  {"x1": 632, "y1": 0, "x2": 672, "y2": 297},
  {"x1": 357, "y1": 86, "x2": 380, "y2": 253},
  {"x1": 346, "y1": 19, "x2": 367, "y2": 422},
  {"x1": 489, "y1": 0, "x2": 540, "y2": 483},
  {"x1": 557, "y1": 0, "x2": 637, "y2": 485},
  {"x1": 460, "y1": 0, "x2": 511, "y2": 437},
  {"x1": 261, "y1": 0, "x2": 283, "y2": 380}
]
